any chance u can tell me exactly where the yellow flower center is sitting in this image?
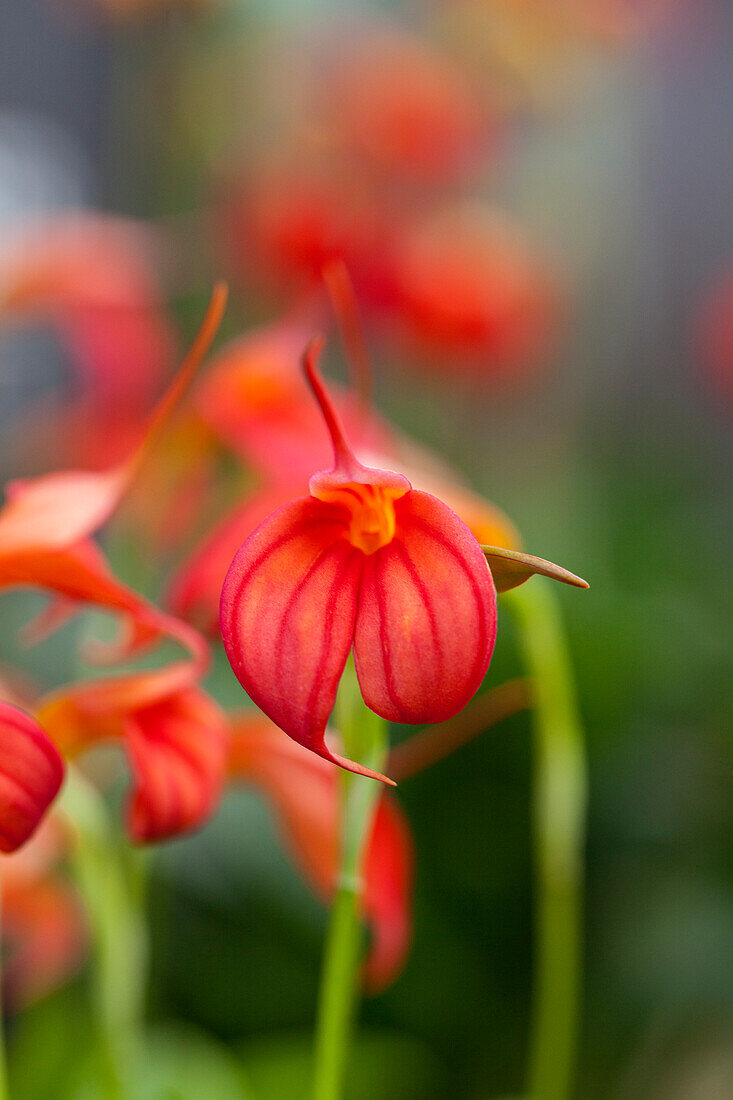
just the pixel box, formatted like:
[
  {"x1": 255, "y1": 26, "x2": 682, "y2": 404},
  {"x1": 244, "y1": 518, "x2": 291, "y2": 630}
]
[{"x1": 319, "y1": 482, "x2": 403, "y2": 554}]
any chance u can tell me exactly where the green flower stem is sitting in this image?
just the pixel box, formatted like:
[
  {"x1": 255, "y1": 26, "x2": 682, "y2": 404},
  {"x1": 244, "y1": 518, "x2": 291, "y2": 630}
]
[
  {"x1": 0, "y1": 861, "x2": 9, "y2": 1100},
  {"x1": 312, "y1": 663, "x2": 388, "y2": 1100},
  {"x1": 60, "y1": 767, "x2": 149, "y2": 1100},
  {"x1": 505, "y1": 580, "x2": 587, "y2": 1100}
]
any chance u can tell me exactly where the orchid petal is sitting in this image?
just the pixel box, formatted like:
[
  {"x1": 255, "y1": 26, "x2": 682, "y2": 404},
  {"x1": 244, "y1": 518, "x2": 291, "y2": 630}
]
[
  {"x1": 125, "y1": 689, "x2": 228, "y2": 843},
  {"x1": 0, "y1": 703, "x2": 64, "y2": 853},
  {"x1": 481, "y1": 545, "x2": 589, "y2": 593},
  {"x1": 220, "y1": 498, "x2": 391, "y2": 782},
  {"x1": 354, "y1": 490, "x2": 496, "y2": 724},
  {"x1": 362, "y1": 796, "x2": 413, "y2": 992}
]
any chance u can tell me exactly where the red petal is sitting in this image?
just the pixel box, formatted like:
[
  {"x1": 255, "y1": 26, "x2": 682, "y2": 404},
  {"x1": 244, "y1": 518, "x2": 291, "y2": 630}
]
[
  {"x1": 362, "y1": 796, "x2": 413, "y2": 992},
  {"x1": 229, "y1": 714, "x2": 412, "y2": 989},
  {"x1": 354, "y1": 489, "x2": 496, "y2": 724},
  {"x1": 125, "y1": 688, "x2": 228, "y2": 843},
  {"x1": 220, "y1": 498, "x2": 389, "y2": 781},
  {"x1": 0, "y1": 703, "x2": 64, "y2": 854}
]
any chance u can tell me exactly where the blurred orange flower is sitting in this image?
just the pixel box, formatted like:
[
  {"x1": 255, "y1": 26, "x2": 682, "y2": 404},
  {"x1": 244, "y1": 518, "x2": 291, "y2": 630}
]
[{"x1": 2, "y1": 817, "x2": 86, "y2": 1009}]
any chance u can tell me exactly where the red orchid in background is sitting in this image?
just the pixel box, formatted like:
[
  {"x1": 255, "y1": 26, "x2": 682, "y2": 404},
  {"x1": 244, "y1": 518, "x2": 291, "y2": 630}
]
[
  {"x1": 221, "y1": 158, "x2": 393, "y2": 310},
  {"x1": 319, "y1": 24, "x2": 492, "y2": 183},
  {"x1": 696, "y1": 258, "x2": 733, "y2": 404},
  {"x1": 2, "y1": 816, "x2": 87, "y2": 1010},
  {"x1": 383, "y1": 204, "x2": 560, "y2": 378},
  {"x1": 0, "y1": 213, "x2": 175, "y2": 469},
  {"x1": 229, "y1": 713, "x2": 412, "y2": 992},
  {"x1": 220, "y1": 338, "x2": 498, "y2": 782}
]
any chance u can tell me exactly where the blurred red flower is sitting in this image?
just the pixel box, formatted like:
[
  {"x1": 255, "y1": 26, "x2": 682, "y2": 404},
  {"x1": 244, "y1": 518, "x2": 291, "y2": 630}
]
[{"x1": 2, "y1": 818, "x2": 86, "y2": 1009}]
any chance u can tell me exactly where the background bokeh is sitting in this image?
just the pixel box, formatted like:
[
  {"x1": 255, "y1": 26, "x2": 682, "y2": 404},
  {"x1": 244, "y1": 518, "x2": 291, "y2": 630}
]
[{"x1": 0, "y1": 1, "x2": 731, "y2": 1098}]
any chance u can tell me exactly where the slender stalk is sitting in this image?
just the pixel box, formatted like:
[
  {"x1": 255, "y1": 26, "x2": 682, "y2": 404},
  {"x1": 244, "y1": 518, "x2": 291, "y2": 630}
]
[
  {"x1": 505, "y1": 580, "x2": 587, "y2": 1100},
  {"x1": 312, "y1": 663, "x2": 388, "y2": 1100},
  {"x1": 0, "y1": 861, "x2": 9, "y2": 1100},
  {"x1": 60, "y1": 767, "x2": 149, "y2": 1099}
]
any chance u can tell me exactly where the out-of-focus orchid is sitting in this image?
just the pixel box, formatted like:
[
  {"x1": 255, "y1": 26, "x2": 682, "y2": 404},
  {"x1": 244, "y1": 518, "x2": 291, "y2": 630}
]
[
  {"x1": 228, "y1": 713, "x2": 412, "y2": 992},
  {"x1": 0, "y1": 702, "x2": 64, "y2": 853},
  {"x1": 696, "y1": 260, "x2": 733, "y2": 403},
  {"x1": 0, "y1": 213, "x2": 174, "y2": 468},
  {"x1": 222, "y1": 160, "x2": 391, "y2": 305},
  {"x1": 220, "y1": 338, "x2": 498, "y2": 782},
  {"x1": 321, "y1": 26, "x2": 490, "y2": 182},
  {"x1": 384, "y1": 205, "x2": 559, "y2": 377},
  {"x1": 1, "y1": 816, "x2": 86, "y2": 1009},
  {"x1": 36, "y1": 622, "x2": 227, "y2": 843},
  {"x1": 0, "y1": 285, "x2": 227, "y2": 656}
]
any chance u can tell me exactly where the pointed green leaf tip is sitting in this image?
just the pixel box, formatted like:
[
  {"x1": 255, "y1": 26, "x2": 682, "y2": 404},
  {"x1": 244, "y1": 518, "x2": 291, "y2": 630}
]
[{"x1": 480, "y1": 545, "x2": 589, "y2": 594}]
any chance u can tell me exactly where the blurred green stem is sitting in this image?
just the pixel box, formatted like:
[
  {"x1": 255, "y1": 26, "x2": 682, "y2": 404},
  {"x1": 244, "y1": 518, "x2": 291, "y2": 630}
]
[
  {"x1": 61, "y1": 767, "x2": 149, "y2": 1100},
  {"x1": 506, "y1": 580, "x2": 587, "y2": 1100},
  {"x1": 312, "y1": 661, "x2": 388, "y2": 1100}
]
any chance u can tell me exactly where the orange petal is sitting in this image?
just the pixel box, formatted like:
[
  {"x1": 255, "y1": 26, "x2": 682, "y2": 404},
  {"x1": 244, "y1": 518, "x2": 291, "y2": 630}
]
[
  {"x1": 3, "y1": 871, "x2": 86, "y2": 1009},
  {"x1": 354, "y1": 490, "x2": 497, "y2": 724},
  {"x1": 0, "y1": 703, "x2": 64, "y2": 854}
]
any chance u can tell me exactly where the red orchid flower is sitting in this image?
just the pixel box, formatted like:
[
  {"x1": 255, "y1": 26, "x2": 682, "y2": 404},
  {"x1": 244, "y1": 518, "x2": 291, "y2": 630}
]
[
  {"x1": 229, "y1": 713, "x2": 412, "y2": 991},
  {"x1": 322, "y1": 25, "x2": 490, "y2": 182},
  {"x1": 0, "y1": 284, "x2": 227, "y2": 657},
  {"x1": 220, "y1": 338, "x2": 497, "y2": 782},
  {"x1": 2, "y1": 817, "x2": 86, "y2": 1009},
  {"x1": 696, "y1": 258, "x2": 733, "y2": 404},
  {"x1": 36, "y1": 623, "x2": 227, "y2": 844},
  {"x1": 222, "y1": 158, "x2": 392, "y2": 306},
  {"x1": 0, "y1": 702, "x2": 64, "y2": 853},
  {"x1": 384, "y1": 204, "x2": 559, "y2": 378}
]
